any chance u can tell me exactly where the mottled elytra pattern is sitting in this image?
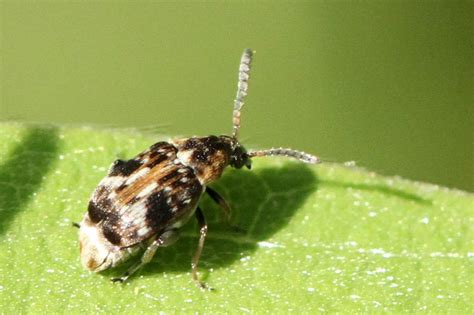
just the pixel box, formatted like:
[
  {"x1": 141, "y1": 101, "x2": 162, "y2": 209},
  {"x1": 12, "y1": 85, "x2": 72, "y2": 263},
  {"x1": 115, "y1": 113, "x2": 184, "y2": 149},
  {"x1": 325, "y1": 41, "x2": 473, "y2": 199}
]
[{"x1": 88, "y1": 141, "x2": 202, "y2": 247}]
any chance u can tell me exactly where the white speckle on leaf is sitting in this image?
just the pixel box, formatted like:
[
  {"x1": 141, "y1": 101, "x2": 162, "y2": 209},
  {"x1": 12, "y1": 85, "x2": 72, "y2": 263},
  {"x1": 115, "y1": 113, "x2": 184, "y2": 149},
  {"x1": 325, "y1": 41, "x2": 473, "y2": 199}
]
[
  {"x1": 420, "y1": 217, "x2": 430, "y2": 224},
  {"x1": 371, "y1": 248, "x2": 384, "y2": 254},
  {"x1": 345, "y1": 241, "x2": 358, "y2": 247},
  {"x1": 344, "y1": 160, "x2": 356, "y2": 167},
  {"x1": 257, "y1": 241, "x2": 284, "y2": 249},
  {"x1": 307, "y1": 287, "x2": 315, "y2": 292}
]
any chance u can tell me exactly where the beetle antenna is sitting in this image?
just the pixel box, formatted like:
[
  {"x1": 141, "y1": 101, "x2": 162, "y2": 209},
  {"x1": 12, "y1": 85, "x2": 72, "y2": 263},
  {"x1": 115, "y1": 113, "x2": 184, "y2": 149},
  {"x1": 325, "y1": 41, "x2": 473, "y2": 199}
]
[
  {"x1": 248, "y1": 148, "x2": 321, "y2": 164},
  {"x1": 232, "y1": 48, "x2": 254, "y2": 139}
]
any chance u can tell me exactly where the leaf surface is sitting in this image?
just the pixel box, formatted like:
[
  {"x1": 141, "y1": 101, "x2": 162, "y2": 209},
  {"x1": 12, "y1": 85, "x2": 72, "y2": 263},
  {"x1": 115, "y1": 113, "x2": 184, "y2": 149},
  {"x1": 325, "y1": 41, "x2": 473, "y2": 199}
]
[{"x1": 0, "y1": 123, "x2": 472, "y2": 313}]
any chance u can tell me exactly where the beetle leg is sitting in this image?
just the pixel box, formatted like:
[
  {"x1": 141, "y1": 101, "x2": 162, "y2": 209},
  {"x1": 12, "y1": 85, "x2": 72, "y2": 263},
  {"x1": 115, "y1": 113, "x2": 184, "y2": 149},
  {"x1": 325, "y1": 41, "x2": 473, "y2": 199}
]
[
  {"x1": 206, "y1": 187, "x2": 231, "y2": 221},
  {"x1": 111, "y1": 229, "x2": 179, "y2": 283},
  {"x1": 206, "y1": 187, "x2": 245, "y2": 234},
  {"x1": 192, "y1": 207, "x2": 211, "y2": 290}
]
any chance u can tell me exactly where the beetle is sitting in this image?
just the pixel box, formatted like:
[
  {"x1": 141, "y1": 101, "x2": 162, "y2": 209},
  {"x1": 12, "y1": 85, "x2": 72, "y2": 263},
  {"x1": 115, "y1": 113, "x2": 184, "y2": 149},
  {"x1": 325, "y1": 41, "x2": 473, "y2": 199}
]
[{"x1": 78, "y1": 49, "x2": 320, "y2": 289}]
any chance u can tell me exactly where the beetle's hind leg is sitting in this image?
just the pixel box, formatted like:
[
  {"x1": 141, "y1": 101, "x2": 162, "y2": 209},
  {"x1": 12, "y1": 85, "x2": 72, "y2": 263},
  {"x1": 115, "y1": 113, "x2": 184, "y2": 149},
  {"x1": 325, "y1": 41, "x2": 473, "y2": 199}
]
[{"x1": 111, "y1": 229, "x2": 179, "y2": 283}]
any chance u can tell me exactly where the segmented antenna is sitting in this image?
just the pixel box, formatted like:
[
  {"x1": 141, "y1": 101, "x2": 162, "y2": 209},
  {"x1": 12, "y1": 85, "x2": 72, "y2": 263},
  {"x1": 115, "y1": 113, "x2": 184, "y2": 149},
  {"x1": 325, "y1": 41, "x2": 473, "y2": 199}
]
[
  {"x1": 232, "y1": 48, "x2": 253, "y2": 139},
  {"x1": 248, "y1": 148, "x2": 320, "y2": 164}
]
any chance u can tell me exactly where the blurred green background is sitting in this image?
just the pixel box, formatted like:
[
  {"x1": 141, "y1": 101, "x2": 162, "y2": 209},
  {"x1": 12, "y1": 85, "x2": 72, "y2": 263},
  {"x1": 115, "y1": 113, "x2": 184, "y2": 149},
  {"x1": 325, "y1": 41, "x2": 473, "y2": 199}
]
[{"x1": 1, "y1": 1, "x2": 472, "y2": 191}]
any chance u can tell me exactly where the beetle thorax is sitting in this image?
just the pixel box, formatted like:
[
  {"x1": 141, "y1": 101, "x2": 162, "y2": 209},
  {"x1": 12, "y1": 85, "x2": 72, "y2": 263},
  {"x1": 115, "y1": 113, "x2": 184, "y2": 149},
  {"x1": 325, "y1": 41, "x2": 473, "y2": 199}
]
[{"x1": 172, "y1": 135, "x2": 248, "y2": 185}]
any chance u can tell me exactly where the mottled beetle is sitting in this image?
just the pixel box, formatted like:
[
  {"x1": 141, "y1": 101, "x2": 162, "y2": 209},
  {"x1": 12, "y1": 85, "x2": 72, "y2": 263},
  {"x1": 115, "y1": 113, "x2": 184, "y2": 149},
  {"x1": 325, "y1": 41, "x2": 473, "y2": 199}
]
[{"x1": 78, "y1": 49, "x2": 320, "y2": 289}]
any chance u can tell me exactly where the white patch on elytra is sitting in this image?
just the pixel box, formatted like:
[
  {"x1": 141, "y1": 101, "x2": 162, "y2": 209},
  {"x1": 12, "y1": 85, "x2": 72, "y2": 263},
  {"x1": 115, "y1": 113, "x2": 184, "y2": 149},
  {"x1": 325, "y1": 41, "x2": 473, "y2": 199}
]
[
  {"x1": 163, "y1": 186, "x2": 172, "y2": 193},
  {"x1": 99, "y1": 176, "x2": 126, "y2": 189},
  {"x1": 137, "y1": 182, "x2": 158, "y2": 198},
  {"x1": 180, "y1": 177, "x2": 189, "y2": 183},
  {"x1": 137, "y1": 226, "x2": 150, "y2": 237},
  {"x1": 175, "y1": 150, "x2": 194, "y2": 167},
  {"x1": 108, "y1": 191, "x2": 117, "y2": 200},
  {"x1": 125, "y1": 167, "x2": 150, "y2": 185},
  {"x1": 175, "y1": 150, "x2": 208, "y2": 184},
  {"x1": 120, "y1": 201, "x2": 148, "y2": 220}
]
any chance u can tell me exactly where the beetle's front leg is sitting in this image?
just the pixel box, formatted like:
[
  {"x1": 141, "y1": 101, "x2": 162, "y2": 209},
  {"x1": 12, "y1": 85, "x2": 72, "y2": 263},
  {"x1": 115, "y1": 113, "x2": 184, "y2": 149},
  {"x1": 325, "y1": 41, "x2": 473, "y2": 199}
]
[
  {"x1": 112, "y1": 229, "x2": 179, "y2": 283},
  {"x1": 206, "y1": 187, "x2": 231, "y2": 221},
  {"x1": 206, "y1": 187, "x2": 245, "y2": 234}
]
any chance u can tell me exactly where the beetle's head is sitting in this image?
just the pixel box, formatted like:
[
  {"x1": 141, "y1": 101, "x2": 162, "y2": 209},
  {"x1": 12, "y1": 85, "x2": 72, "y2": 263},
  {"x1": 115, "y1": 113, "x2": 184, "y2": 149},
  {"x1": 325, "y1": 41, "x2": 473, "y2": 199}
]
[{"x1": 229, "y1": 139, "x2": 252, "y2": 170}]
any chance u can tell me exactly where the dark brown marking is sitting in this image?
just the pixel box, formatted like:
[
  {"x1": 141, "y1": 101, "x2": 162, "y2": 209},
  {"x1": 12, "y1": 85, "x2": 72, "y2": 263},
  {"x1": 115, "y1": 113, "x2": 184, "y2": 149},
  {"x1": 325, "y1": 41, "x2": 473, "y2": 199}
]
[
  {"x1": 157, "y1": 169, "x2": 182, "y2": 186},
  {"x1": 102, "y1": 223, "x2": 122, "y2": 245},
  {"x1": 149, "y1": 141, "x2": 171, "y2": 152},
  {"x1": 145, "y1": 192, "x2": 175, "y2": 230},
  {"x1": 88, "y1": 186, "x2": 113, "y2": 223},
  {"x1": 94, "y1": 185, "x2": 109, "y2": 198},
  {"x1": 88, "y1": 201, "x2": 106, "y2": 223},
  {"x1": 183, "y1": 136, "x2": 231, "y2": 166},
  {"x1": 126, "y1": 195, "x2": 141, "y2": 206},
  {"x1": 109, "y1": 159, "x2": 143, "y2": 177},
  {"x1": 147, "y1": 153, "x2": 170, "y2": 168},
  {"x1": 86, "y1": 257, "x2": 100, "y2": 270},
  {"x1": 148, "y1": 142, "x2": 176, "y2": 159},
  {"x1": 188, "y1": 179, "x2": 203, "y2": 196},
  {"x1": 116, "y1": 183, "x2": 127, "y2": 192},
  {"x1": 182, "y1": 138, "x2": 200, "y2": 150}
]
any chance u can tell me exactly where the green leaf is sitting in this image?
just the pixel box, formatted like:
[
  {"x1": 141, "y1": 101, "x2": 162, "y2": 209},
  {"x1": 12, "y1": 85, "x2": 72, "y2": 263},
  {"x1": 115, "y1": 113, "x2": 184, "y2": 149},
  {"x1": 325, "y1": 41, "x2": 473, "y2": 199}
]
[{"x1": 0, "y1": 123, "x2": 472, "y2": 312}]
